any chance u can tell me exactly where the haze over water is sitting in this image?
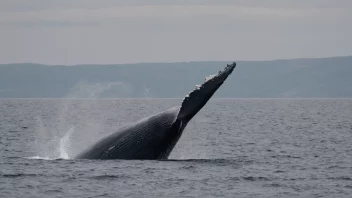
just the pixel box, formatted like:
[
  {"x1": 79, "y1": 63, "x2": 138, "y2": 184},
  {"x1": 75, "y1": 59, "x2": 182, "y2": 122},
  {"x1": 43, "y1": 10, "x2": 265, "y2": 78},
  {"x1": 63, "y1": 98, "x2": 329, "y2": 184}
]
[{"x1": 1, "y1": 99, "x2": 351, "y2": 197}]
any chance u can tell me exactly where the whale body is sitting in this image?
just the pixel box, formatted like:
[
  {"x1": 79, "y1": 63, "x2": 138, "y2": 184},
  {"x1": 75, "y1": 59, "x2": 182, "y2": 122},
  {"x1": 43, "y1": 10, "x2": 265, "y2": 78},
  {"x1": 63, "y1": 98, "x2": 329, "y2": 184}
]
[{"x1": 75, "y1": 62, "x2": 236, "y2": 160}]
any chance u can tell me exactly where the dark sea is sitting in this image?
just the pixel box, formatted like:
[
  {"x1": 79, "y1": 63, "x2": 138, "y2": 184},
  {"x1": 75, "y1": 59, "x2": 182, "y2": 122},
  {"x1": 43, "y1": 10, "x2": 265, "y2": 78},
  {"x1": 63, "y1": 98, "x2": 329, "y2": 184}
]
[{"x1": 0, "y1": 99, "x2": 351, "y2": 198}]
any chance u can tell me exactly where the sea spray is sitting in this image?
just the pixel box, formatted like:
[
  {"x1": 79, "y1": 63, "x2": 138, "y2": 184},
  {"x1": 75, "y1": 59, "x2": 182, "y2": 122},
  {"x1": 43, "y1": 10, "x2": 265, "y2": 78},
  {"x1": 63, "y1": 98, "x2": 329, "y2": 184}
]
[
  {"x1": 31, "y1": 80, "x2": 133, "y2": 159},
  {"x1": 33, "y1": 116, "x2": 60, "y2": 159},
  {"x1": 59, "y1": 126, "x2": 74, "y2": 159}
]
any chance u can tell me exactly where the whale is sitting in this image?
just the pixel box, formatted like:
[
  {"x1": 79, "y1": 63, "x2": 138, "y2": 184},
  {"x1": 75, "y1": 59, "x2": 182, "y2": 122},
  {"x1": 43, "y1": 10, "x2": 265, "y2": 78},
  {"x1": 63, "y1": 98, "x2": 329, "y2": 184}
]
[{"x1": 75, "y1": 62, "x2": 236, "y2": 160}]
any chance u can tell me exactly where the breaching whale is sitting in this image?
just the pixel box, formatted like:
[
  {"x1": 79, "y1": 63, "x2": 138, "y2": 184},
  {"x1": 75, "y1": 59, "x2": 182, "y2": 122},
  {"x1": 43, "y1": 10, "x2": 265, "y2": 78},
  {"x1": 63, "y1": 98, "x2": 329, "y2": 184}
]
[{"x1": 75, "y1": 62, "x2": 236, "y2": 160}]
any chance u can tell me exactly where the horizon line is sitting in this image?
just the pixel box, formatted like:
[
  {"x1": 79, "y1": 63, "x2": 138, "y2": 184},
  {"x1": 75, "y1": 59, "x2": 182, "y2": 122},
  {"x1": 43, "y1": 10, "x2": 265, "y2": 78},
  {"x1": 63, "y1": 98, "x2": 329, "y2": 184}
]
[
  {"x1": 0, "y1": 55, "x2": 351, "y2": 66},
  {"x1": 0, "y1": 97, "x2": 351, "y2": 100}
]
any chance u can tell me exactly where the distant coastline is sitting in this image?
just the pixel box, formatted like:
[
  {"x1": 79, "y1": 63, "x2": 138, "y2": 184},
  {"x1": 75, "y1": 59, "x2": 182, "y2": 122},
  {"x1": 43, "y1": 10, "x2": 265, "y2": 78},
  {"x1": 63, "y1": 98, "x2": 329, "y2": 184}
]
[{"x1": 1, "y1": 56, "x2": 352, "y2": 98}]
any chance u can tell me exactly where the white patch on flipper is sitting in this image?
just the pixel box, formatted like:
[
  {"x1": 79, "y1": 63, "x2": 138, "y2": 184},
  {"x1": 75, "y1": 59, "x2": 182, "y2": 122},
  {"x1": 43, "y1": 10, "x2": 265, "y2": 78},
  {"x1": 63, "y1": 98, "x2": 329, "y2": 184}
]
[{"x1": 205, "y1": 74, "x2": 216, "y2": 82}]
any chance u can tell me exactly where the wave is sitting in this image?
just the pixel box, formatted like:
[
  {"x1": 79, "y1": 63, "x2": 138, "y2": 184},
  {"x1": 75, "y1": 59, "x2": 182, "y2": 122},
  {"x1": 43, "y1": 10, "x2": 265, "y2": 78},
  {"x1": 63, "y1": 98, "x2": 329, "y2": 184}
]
[{"x1": 1, "y1": 173, "x2": 43, "y2": 178}]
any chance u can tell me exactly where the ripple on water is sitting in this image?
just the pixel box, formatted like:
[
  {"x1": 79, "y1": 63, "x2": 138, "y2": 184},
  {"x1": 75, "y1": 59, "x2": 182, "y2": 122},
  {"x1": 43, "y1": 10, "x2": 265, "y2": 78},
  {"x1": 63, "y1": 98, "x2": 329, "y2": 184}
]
[{"x1": 1, "y1": 99, "x2": 352, "y2": 197}]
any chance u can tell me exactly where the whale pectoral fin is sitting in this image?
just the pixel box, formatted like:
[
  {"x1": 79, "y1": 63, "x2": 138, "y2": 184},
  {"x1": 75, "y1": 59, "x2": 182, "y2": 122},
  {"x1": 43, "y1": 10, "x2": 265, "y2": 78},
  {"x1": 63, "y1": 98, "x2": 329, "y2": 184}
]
[{"x1": 177, "y1": 62, "x2": 236, "y2": 121}]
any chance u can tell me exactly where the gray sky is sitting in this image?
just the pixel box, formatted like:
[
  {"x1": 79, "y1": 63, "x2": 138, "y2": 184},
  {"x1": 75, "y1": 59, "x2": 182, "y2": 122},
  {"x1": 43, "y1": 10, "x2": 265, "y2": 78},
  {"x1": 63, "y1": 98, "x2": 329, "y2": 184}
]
[{"x1": 0, "y1": 0, "x2": 351, "y2": 65}]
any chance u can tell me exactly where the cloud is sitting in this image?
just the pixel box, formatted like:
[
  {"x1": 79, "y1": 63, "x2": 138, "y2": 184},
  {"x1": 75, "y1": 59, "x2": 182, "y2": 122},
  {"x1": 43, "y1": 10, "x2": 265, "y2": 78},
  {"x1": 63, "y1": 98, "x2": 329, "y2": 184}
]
[
  {"x1": 0, "y1": 4, "x2": 350, "y2": 27},
  {"x1": 1, "y1": 0, "x2": 352, "y2": 11},
  {"x1": 0, "y1": 1, "x2": 351, "y2": 64}
]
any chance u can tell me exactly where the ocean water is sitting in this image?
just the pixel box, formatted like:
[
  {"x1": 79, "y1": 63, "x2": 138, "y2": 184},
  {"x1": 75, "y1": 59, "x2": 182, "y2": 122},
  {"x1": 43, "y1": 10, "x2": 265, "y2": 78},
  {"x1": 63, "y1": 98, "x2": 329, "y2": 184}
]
[{"x1": 0, "y1": 99, "x2": 351, "y2": 197}]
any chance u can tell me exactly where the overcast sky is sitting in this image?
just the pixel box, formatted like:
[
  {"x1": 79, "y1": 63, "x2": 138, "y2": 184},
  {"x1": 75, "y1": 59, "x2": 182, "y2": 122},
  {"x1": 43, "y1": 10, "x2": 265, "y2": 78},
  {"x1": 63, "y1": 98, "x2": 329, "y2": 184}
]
[{"x1": 0, "y1": 0, "x2": 351, "y2": 65}]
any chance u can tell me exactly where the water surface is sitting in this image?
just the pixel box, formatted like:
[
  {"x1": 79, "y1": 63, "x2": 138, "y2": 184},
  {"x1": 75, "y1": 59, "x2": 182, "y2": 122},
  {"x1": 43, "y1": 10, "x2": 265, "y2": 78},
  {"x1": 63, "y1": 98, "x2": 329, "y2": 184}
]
[{"x1": 1, "y1": 99, "x2": 351, "y2": 197}]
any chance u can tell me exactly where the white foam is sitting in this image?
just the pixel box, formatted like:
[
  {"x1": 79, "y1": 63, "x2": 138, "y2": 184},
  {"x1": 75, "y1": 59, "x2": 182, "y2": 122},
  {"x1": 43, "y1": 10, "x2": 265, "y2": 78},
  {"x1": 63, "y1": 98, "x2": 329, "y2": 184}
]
[{"x1": 24, "y1": 156, "x2": 54, "y2": 160}]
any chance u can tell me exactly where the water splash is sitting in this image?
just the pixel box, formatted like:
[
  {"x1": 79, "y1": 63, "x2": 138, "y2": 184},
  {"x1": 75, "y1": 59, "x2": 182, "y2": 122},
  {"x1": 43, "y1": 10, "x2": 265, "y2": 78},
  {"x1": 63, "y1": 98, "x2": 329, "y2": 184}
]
[
  {"x1": 24, "y1": 156, "x2": 54, "y2": 160},
  {"x1": 29, "y1": 124, "x2": 75, "y2": 160},
  {"x1": 33, "y1": 116, "x2": 59, "y2": 159},
  {"x1": 31, "y1": 80, "x2": 133, "y2": 159},
  {"x1": 59, "y1": 126, "x2": 75, "y2": 159}
]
